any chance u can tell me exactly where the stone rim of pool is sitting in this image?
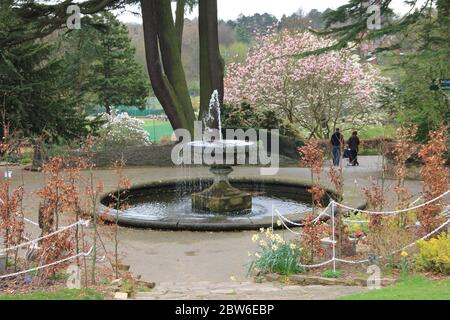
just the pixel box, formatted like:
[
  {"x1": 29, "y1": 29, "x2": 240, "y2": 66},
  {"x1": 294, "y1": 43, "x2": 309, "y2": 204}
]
[{"x1": 99, "y1": 177, "x2": 335, "y2": 231}]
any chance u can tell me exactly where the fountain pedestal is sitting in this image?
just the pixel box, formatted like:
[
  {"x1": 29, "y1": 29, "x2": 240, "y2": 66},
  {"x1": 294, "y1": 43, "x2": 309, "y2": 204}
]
[{"x1": 192, "y1": 165, "x2": 252, "y2": 214}]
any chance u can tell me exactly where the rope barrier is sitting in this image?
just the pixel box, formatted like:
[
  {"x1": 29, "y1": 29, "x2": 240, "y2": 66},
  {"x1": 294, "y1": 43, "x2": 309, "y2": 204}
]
[
  {"x1": 274, "y1": 209, "x2": 302, "y2": 235},
  {"x1": 333, "y1": 189, "x2": 450, "y2": 215},
  {"x1": 0, "y1": 247, "x2": 93, "y2": 280},
  {"x1": 298, "y1": 259, "x2": 334, "y2": 268},
  {"x1": 0, "y1": 220, "x2": 90, "y2": 253},
  {"x1": 273, "y1": 197, "x2": 450, "y2": 269},
  {"x1": 312, "y1": 203, "x2": 332, "y2": 224},
  {"x1": 22, "y1": 216, "x2": 40, "y2": 227}
]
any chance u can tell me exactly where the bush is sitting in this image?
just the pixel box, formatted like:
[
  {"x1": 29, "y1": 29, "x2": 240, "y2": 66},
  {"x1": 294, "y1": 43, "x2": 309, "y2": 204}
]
[
  {"x1": 415, "y1": 233, "x2": 450, "y2": 275},
  {"x1": 248, "y1": 228, "x2": 305, "y2": 276},
  {"x1": 95, "y1": 112, "x2": 151, "y2": 148},
  {"x1": 320, "y1": 270, "x2": 343, "y2": 279}
]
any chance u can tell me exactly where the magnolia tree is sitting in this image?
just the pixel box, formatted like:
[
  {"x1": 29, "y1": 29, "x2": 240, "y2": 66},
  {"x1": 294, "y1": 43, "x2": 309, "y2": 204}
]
[{"x1": 225, "y1": 31, "x2": 388, "y2": 139}]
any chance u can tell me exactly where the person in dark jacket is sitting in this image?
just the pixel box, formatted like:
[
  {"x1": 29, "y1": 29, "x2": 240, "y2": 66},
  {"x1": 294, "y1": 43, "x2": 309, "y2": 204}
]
[
  {"x1": 330, "y1": 128, "x2": 344, "y2": 166},
  {"x1": 347, "y1": 131, "x2": 360, "y2": 166}
]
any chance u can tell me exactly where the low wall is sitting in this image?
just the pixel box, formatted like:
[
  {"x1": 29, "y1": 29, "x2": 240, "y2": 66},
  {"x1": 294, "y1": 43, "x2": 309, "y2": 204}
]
[{"x1": 88, "y1": 144, "x2": 175, "y2": 167}]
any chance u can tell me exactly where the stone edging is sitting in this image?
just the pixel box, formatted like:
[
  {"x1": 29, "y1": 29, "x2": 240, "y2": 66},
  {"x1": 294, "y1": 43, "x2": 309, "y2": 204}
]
[{"x1": 259, "y1": 273, "x2": 397, "y2": 287}]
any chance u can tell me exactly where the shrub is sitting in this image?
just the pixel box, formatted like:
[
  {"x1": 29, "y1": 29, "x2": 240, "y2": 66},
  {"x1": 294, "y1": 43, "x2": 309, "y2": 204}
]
[
  {"x1": 366, "y1": 217, "x2": 416, "y2": 260},
  {"x1": 320, "y1": 270, "x2": 343, "y2": 279},
  {"x1": 415, "y1": 233, "x2": 450, "y2": 275},
  {"x1": 248, "y1": 228, "x2": 305, "y2": 276},
  {"x1": 95, "y1": 112, "x2": 151, "y2": 148}
]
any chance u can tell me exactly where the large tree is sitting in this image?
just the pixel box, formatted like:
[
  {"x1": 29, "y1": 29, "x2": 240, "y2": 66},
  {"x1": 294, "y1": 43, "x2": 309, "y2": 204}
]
[
  {"x1": 63, "y1": 12, "x2": 149, "y2": 115},
  {"x1": 307, "y1": 0, "x2": 449, "y2": 55},
  {"x1": 6, "y1": 0, "x2": 224, "y2": 134},
  {"x1": 0, "y1": 41, "x2": 92, "y2": 166}
]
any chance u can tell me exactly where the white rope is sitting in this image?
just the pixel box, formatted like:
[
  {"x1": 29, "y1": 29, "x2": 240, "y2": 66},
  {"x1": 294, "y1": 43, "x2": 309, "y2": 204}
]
[
  {"x1": 298, "y1": 259, "x2": 334, "y2": 268},
  {"x1": 312, "y1": 202, "x2": 332, "y2": 224},
  {"x1": 272, "y1": 203, "x2": 331, "y2": 229},
  {"x1": 334, "y1": 189, "x2": 450, "y2": 215},
  {"x1": 0, "y1": 247, "x2": 93, "y2": 280},
  {"x1": 343, "y1": 219, "x2": 369, "y2": 224},
  {"x1": 22, "y1": 216, "x2": 39, "y2": 227},
  {"x1": 0, "y1": 220, "x2": 89, "y2": 253},
  {"x1": 341, "y1": 196, "x2": 434, "y2": 224},
  {"x1": 400, "y1": 218, "x2": 449, "y2": 250},
  {"x1": 274, "y1": 209, "x2": 302, "y2": 235},
  {"x1": 331, "y1": 218, "x2": 450, "y2": 265}
]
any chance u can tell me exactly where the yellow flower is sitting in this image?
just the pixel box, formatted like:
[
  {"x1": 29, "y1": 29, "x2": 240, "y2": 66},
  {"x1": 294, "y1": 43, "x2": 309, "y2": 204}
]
[
  {"x1": 290, "y1": 243, "x2": 297, "y2": 250},
  {"x1": 276, "y1": 220, "x2": 282, "y2": 226},
  {"x1": 247, "y1": 251, "x2": 252, "y2": 257},
  {"x1": 271, "y1": 245, "x2": 278, "y2": 251},
  {"x1": 252, "y1": 234, "x2": 259, "y2": 243},
  {"x1": 259, "y1": 228, "x2": 265, "y2": 233},
  {"x1": 401, "y1": 251, "x2": 408, "y2": 258},
  {"x1": 255, "y1": 253, "x2": 261, "y2": 258},
  {"x1": 259, "y1": 240, "x2": 268, "y2": 247}
]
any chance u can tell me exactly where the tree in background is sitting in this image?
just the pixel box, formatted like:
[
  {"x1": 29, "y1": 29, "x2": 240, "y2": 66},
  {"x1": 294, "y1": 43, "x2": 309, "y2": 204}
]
[
  {"x1": 0, "y1": 3, "x2": 96, "y2": 166},
  {"x1": 316, "y1": 0, "x2": 448, "y2": 54},
  {"x1": 64, "y1": 13, "x2": 149, "y2": 115},
  {"x1": 225, "y1": 31, "x2": 387, "y2": 139},
  {"x1": 0, "y1": 40, "x2": 92, "y2": 166}
]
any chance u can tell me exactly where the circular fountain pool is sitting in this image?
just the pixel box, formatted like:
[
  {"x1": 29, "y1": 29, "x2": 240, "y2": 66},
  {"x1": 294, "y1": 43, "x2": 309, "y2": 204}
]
[{"x1": 100, "y1": 178, "x2": 323, "y2": 231}]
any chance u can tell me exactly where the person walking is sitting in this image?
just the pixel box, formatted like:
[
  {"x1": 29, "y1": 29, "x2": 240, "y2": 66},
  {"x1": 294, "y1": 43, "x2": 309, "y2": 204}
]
[
  {"x1": 330, "y1": 128, "x2": 344, "y2": 166},
  {"x1": 347, "y1": 131, "x2": 360, "y2": 166}
]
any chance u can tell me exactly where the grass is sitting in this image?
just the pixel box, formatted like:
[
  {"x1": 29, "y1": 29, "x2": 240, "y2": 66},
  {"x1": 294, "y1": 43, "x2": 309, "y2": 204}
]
[
  {"x1": 142, "y1": 120, "x2": 174, "y2": 143},
  {"x1": 341, "y1": 275, "x2": 450, "y2": 300},
  {"x1": 351, "y1": 124, "x2": 396, "y2": 140},
  {"x1": 0, "y1": 289, "x2": 104, "y2": 300}
]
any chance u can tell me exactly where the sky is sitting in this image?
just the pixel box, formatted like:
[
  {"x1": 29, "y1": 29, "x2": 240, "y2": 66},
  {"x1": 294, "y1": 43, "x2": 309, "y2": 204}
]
[{"x1": 117, "y1": 0, "x2": 422, "y2": 24}]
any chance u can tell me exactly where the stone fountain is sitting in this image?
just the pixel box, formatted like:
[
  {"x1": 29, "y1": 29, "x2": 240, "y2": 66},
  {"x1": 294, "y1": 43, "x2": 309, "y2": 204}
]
[{"x1": 188, "y1": 91, "x2": 254, "y2": 214}]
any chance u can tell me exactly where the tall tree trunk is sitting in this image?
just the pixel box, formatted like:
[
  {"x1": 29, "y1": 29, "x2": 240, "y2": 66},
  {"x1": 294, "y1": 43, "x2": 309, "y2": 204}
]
[
  {"x1": 198, "y1": 0, "x2": 224, "y2": 126},
  {"x1": 175, "y1": 0, "x2": 185, "y2": 53},
  {"x1": 105, "y1": 102, "x2": 112, "y2": 115},
  {"x1": 140, "y1": 0, "x2": 195, "y2": 135}
]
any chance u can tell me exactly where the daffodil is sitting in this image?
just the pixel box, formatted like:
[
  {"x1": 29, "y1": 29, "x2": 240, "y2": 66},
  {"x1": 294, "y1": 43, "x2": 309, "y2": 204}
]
[
  {"x1": 290, "y1": 243, "x2": 297, "y2": 250},
  {"x1": 255, "y1": 253, "x2": 261, "y2": 258},
  {"x1": 276, "y1": 220, "x2": 282, "y2": 226},
  {"x1": 252, "y1": 234, "x2": 259, "y2": 243},
  {"x1": 401, "y1": 251, "x2": 408, "y2": 258},
  {"x1": 271, "y1": 245, "x2": 278, "y2": 251},
  {"x1": 259, "y1": 240, "x2": 268, "y2": 247}
]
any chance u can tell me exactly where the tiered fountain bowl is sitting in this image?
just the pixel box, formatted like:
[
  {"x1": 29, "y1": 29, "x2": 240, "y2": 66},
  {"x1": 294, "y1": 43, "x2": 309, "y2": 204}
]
[{"x1": 188, "y1": 139, "x2": 254, "y2": 214}]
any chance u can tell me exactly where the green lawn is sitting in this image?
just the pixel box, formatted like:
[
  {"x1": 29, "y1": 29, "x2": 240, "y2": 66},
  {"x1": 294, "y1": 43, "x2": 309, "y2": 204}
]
[
  {"x1": 341, "y1": 276, "x2": 450, "y2": 300},
  {"x1": 357, "y1": 125, "x2": 396, "y2": 140},
  {"x1": 0, "y1": 289, "x2": 104, "y2": 300},
  {"x1": 143, "y1": 120, "x2": 174, "y2": 142}
]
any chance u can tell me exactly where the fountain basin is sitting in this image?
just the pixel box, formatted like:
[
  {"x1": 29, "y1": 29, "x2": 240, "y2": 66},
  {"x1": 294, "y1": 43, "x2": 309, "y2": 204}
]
[
  {"x1": 191, "y1": 165, "x2": 252, "y2": 214},
  {"x1": 100, "y1": 177, "x2": 327, "y2": 231}
]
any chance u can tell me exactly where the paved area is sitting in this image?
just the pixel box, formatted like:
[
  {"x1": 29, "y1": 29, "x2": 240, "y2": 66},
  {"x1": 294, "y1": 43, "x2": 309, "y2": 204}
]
[
  {"x1": 5, "y1": 155, "x2": 430, "y2": 299},
  {"x1": 134, "y1": 281, "x2": 368, "y2": 300}
]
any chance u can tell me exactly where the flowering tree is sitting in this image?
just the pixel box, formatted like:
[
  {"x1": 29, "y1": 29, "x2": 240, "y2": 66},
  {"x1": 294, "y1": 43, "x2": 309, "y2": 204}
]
[
  {"x1": 225, "y1": 30, "x2": 387, "y2": 139},
  {"x1": 96, "y1": 113, "x2": 151, "y2": 148}
]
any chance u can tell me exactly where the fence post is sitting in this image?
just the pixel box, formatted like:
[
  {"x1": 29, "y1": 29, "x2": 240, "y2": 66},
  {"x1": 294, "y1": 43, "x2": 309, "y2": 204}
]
[
  {"x1": 271, "y1": 205, "x2": 275, "y2": 230},
  {"x1": 331, "y1": 201, "x2": 336, "y2": 272}
]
